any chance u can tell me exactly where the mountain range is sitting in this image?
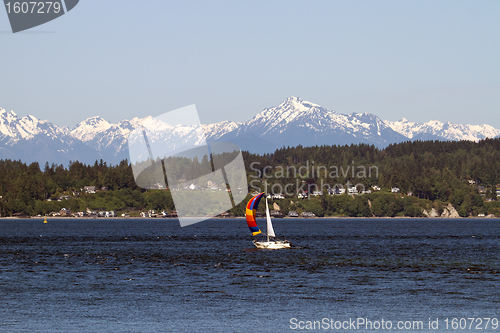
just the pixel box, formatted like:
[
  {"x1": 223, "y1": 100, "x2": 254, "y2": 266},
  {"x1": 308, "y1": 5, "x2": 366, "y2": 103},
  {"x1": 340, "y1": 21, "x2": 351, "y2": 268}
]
[{"x1": 1, "y1": 96, "x2": 499, "y2": 166}]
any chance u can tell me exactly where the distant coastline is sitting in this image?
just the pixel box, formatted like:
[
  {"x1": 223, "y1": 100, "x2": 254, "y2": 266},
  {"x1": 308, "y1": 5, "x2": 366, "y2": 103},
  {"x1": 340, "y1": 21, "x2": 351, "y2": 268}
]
[
  {"x1": 1, "y1": 215, "x2": 499, "y2": 220},
  {"x1": 1, "y1": 139, "x2": 500, "y2": 220}
]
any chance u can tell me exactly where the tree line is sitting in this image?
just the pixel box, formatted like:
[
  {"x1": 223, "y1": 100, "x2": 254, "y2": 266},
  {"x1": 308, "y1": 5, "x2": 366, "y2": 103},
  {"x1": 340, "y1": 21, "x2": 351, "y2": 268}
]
[{"x1": 0, "y1": 138, "x2": 499, "y2": 217}]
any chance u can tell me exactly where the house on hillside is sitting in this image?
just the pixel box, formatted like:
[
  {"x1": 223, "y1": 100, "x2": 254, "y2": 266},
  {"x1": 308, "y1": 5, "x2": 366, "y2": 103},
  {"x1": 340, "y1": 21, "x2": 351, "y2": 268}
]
[
  {"x1": 60, "y1": 208, "x2": 72, "y2": 216},
  {"x1": 83, "y1": 186, "x2": 96, "y2": 194},
  {"x1": 391, "y1": 187, "x2": 400, "y2": 193},
  {"x1": 477, "y1": 186, "x2": 487, "y2": 197},
  {"x1": 300, "y1": 211, "x2": 316, "y2": 218},
  {"x1": 348, "y1": 187, "x2": 358, "y2": 194},
  {"x1": 270, "y1": 210, "x2": 283, "y2": 218}
]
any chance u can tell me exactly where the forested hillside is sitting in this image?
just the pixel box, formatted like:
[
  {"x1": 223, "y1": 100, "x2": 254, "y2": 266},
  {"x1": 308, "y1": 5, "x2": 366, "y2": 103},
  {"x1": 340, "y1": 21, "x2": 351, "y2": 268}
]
[{"x1": 1, "y1": 138, "x2": 499, "y2": 217}]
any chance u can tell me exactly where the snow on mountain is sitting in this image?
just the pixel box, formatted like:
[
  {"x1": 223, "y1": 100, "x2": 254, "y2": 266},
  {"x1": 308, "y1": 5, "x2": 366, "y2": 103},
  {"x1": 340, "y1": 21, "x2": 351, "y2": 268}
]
[
  {"x1": 385, "y1": 118, "x2": 500, "y2": 142},
  {"x1": 245, "y1": 97, "x2": 393, "y2": 140},
  {"x1": 1, "y1": 98, "x2": 500, "y2": 166},
  {"x1": 70, "y1": 116, "x2": 112, "y2": 142},
  {"x1": 0, "y1": 108, "x2": 98, "y2": 165},
  {"x1": 215, "y1": 97, "x2": 407, "y2": 152},
  {"x1": 246, "y1": 97, "x2": 330, "y2": 136},
  {"x1": 203, "y1": 120, "x2": 240, "y2": 141},
  {"x1": 0, "y1": 108, "x2": 68, "y2": 143}
]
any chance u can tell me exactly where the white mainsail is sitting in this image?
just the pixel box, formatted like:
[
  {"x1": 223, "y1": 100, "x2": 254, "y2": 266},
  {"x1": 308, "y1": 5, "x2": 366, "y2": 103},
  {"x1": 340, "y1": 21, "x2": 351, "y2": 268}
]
[
  {"x1": 265, "y1": 198, "x2": 276, "y2": 239},
  {"x1": 247, "y1": 193, "x2": 291, "y2": 249}
]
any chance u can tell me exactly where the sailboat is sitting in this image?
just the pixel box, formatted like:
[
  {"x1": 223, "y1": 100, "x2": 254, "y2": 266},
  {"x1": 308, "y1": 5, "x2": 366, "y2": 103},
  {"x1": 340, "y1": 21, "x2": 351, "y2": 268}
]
[{"x1": 245, "y1": 192, "x2": 291, "y2": 249}]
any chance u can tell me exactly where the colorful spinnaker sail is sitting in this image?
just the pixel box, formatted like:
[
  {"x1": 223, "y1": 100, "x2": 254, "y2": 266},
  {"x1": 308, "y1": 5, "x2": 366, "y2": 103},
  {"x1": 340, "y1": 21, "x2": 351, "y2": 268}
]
[{"x1": 246, "y1": 192, "x2": 264, "y2": 236}]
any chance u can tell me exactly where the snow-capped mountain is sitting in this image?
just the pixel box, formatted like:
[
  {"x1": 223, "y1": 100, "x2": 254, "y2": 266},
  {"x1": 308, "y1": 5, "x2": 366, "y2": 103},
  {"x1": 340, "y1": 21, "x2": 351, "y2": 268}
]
[
  {"x1": 215, "y1": 97, "x2": 407, "y2": 152},
  {"x1": 0, "y1": 109, "x2": 68, "y2": 142},
  {"x1": 0, "y1": 109, "x2": 99, "y2": 165},
  {"x1": 384, "y1": 118, "x2": 500, "y2": 142},
  {"x1": 1, "y1": 97, "x2": 499, "y2": 166},
  {"x1": 203, "y1": 120, "x2": 240, "y2": 141}
]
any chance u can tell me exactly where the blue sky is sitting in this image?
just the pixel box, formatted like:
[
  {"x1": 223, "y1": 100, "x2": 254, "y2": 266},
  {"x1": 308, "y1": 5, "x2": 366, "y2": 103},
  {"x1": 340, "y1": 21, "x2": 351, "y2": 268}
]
[{"x1": 0, "y1": 0, "x2": 499, "y2": 128}]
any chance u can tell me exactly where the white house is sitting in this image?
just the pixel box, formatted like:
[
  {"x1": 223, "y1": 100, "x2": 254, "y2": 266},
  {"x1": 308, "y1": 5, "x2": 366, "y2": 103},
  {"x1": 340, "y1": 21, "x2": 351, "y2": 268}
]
[
  {"x1": 83, "y1": 186, "x2": 96, "y2": 194},
  {"x1": 348, "y1": 187, "x2": 358, "y2": 194},
  {"x1": 391, "y1": 187, "x2": 400, "y2": 193},
  {"x1": 105, "y1": 211, "x2": 116, "y2": 217}
]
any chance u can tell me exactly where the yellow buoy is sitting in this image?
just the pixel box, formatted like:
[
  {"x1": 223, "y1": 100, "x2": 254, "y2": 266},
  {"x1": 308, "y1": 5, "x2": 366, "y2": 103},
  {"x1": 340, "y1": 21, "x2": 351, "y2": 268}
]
[{"x1": 43, "y1": 217, "x2": 48, "y2": 223}]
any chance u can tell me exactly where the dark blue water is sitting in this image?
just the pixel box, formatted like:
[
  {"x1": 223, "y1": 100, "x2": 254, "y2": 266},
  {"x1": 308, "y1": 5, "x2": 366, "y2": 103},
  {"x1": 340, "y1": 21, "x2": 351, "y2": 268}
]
[{"x1": 0, "y1": 218, "x2": 499, "y2": 332}]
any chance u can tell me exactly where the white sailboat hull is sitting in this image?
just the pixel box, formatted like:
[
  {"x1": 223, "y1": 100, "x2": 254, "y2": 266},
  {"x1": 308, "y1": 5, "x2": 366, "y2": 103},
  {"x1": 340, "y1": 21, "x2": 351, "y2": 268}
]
[{"x1": 253, "y1": 239, "x2": 291, "y2": 249}]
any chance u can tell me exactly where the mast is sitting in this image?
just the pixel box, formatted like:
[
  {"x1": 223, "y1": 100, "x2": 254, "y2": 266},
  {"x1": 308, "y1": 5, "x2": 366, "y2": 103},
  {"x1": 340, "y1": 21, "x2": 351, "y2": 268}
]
[
  {"x1": 265, "y1": 197, "x2": 275, "y2": 241},
  {"x1": 266, "y1": 198, "x2": 269, "y2": 242},
  {"x1": 263, "y1": 181, "x2": 275, "y2": 242},
  {"x1": 265, "y1": 181, "x2": 269, "y2": 243}
]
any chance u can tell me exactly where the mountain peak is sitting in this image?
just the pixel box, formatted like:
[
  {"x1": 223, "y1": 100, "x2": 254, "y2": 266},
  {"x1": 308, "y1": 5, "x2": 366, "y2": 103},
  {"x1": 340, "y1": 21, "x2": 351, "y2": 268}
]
[
  {"x1": 1, "y1": 98, "x2": 500, "y2": 166},
  {"x1": 74, "y1": 116, "x2": 111, "y2": 130},
  {"x1": 283, "y1": 96, "x2": 303, "y2": 103},
  {"x1": 71, "y1": 116, "x2": 112, "y2": 142},
  {"x1": 0, "y1": 108, "x2": 18, "y2": 119},
  {"x1": 77, "y1": 116, "x2": 110, "y2": 125},
  {"x1": 279, "y1": 96, "x2": 321, "y2": 110},
  {"x1": 253, "y1": 97, "x2": 323, "y2": 123}
]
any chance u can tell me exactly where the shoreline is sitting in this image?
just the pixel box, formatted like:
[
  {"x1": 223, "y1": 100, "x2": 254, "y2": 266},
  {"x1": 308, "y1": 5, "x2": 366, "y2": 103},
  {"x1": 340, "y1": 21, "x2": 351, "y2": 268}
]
[{"x1": 0, "y1": 216, "x2": 498, "y2": 220}]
